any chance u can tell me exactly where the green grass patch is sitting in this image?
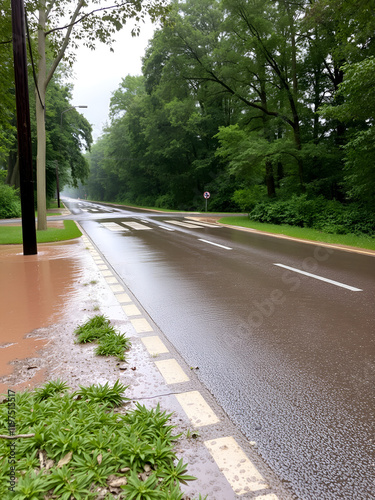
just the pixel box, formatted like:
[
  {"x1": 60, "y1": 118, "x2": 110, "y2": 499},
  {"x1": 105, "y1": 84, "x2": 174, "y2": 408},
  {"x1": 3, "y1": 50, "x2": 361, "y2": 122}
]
[
  {"x1": 0, "y1": 220, "x2": 81, "y2": 245},
  {"x1": 75, "y1": 315, "x2": 132, "y2": 361},
  {"x1": 0, "y1": 381, "x2": 196, "y2": 499},
  {"x1": 219, "y1": 216, "x2": 375, "y2": 251}
]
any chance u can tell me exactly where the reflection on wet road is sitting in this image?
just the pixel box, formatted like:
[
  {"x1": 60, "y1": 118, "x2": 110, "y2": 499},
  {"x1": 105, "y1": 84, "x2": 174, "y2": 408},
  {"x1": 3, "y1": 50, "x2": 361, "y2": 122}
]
[{"x1": 65, "y1": 198, "x2": 375, "y2": 499}]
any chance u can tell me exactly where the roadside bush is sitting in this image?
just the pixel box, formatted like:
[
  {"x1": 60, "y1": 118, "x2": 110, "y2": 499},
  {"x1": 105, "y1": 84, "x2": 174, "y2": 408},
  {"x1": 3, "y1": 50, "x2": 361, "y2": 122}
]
[
  {"x1": 232, "y1": 186, "x2": 267, "y2": 213},
  {"x1": 0, "y1": 182, "x2": 21, "y2": 219},
  {"x1": 248, "y1": 195, "x2": 375, "y2": 236}
]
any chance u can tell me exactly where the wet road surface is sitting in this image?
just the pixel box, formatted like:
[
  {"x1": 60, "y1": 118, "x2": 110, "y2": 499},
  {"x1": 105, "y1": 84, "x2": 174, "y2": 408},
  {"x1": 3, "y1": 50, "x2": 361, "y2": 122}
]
[{"x1": 64, "y1": 198, "x2": 375, "y2": 499}]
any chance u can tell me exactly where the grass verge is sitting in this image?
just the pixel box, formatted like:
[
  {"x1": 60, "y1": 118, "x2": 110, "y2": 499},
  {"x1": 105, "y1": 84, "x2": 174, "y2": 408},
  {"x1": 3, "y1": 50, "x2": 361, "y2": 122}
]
[
  {"x1": 219, "y1": 216, "x2": 375, "y2": 251},
  {"x1": 0, "y1": 380, "x2": 196, "y2": 499},
  {"x1": 0, "y1": 220, "x2": 81, "y2": 245}
]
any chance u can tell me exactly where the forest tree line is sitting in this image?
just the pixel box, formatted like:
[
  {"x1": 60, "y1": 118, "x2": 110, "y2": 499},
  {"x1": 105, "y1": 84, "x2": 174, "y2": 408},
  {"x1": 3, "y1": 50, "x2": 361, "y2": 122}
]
[{"x1": 83, "y1": 0, "x2": 375, "y2": 236}]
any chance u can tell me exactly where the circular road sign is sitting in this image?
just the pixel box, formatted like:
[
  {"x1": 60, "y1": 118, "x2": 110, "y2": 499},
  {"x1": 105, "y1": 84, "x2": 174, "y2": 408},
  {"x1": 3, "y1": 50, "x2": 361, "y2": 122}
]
[{"x1": 203, "y1": 191, "x2": 210, "y2": 199}]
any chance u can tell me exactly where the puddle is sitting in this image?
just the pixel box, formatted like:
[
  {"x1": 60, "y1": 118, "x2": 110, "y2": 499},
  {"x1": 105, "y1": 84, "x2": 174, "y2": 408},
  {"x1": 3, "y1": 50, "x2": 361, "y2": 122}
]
[{"x1": 0, "y1": 241, "x2": 84, "y2": 392}]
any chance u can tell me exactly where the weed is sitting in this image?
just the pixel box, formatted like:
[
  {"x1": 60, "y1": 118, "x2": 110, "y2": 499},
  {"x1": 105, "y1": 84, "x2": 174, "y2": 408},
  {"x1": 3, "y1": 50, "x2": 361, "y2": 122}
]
[
  {"x1": 157, "y1": 458, "x2": 197, "y2": 487},
  {"x1": 90, "y1": 280, "x2": 98, "y2": 285},
  {"x1": 74, "y1": 315, "x2": 111, "y2": 344},
  {"x1": 185, "y1": 428, "x2": 200, "y2": 439},
  {"x1": 74, "y1": 315, "x2": 131, "y2": 360},
  {"x1": 74, "y1": 380, "x2": 128, "y2": 407},
  {"x1": 95, "y1": 331, "x2": 131, "y2": 360},
  {"x1": 34, "y1": 379, "x2": 69, "y2": 402},
  {"x1": 0, "y1": 381, "x2": 199, "y2": 499}
]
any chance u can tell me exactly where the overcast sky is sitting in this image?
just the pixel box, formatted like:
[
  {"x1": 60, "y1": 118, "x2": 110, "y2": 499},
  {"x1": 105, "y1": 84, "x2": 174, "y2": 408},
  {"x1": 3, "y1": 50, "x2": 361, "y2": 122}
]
[{"x1": 71, "y1": 19, "x2": 156, "y2": 142}]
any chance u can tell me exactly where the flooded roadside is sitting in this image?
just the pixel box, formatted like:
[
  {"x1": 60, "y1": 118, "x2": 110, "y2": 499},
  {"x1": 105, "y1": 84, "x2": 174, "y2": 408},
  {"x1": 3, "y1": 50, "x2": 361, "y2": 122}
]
[{"x1": 0, "y1": 241, "x2": 85, "y2": 392}]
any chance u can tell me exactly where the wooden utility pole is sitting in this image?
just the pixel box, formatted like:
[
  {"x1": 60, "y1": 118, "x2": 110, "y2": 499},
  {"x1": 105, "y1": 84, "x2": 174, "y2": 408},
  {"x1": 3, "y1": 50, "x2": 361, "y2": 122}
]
[{"x1": 11, "y1": 0, "x2": 37, "y2": 255}]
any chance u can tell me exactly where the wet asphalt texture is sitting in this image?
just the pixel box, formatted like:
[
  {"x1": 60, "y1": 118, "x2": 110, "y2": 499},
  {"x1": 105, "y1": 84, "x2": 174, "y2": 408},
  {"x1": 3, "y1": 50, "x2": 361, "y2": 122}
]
[{"x1": 59, "y1": 199, "x2": 375, "y2": 499}]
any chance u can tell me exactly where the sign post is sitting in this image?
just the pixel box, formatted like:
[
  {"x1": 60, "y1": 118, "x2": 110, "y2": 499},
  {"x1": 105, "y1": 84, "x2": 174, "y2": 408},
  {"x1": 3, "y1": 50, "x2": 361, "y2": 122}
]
[{"x1": 203, "y1": 191, "x2": 210, "y2": 212}]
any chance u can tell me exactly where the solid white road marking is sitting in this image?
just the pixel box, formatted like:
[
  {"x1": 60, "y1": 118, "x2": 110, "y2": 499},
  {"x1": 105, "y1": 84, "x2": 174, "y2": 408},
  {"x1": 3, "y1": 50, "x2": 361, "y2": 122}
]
[
  {"x1": 165, "y1": 220, "x2": 203, "y2": 229},
  {"x1": 100, "y1": 222, "x2": 128, "y2": 232},
  {"x1": 198, "y1": 239, "x2": 232, "y2": 250},
  {"x1": 184, "y1": 219, "x2": 219, "y2": 227},
  {"x1": 175, "y1": 391, "x2": 220, "y2": 427},
  {"x1": 274, "y1": 263, "x2": 363, "y2": 291},
  {"x1": 141, "y1": 336, "x2": 169, "y2": 355},
  {"x1": 205, "y1": 436, "x2": 269, "y2": 495},
  {"x1": 155, "y1": 359, "x2": 190, "y2": 384},
  {"x1": 122, "y1": 222, "x2": 152, "y2": 230},
  {"x1": 158, "y1": 226, "x2": 175, "y2": 231}
]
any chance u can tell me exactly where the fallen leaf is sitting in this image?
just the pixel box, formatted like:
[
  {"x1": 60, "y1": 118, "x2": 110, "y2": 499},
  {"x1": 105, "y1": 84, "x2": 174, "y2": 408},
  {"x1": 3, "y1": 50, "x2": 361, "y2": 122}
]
[
  {"x1": 97, "y1": 453, "x2": 102, "y2": 465},
  {"x1": 108, "y1": 477, "x2": 127, "y2": 487},
  {"x1": 57, "y1": 451, "x2": 73, "y2": 467}
]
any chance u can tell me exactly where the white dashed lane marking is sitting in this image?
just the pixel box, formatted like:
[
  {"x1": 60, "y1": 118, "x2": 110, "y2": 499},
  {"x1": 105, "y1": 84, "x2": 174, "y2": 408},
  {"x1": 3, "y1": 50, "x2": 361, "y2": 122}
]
[
  {"x1": 165, "y1": 220, "x2": 203, "y2": 229},
  {"x1": 116, "y1": 293, "x2": 132, "y2": 304},
  {"x1": 274, "y1": 263, "x2": 363, "y2": 291},
  {"x1": 155, "y1": 359, "x2": 190, "y2": 384},
  {"x1": 105, "y1": 276, "x2": 119, "y2": 285},
  {"x1": 175, "y1": 391, "x2": 220, "y2": 427},
  {"x1": 130, "y1": 318, "x2": 153, "y2": 333},
  {"x1": 184, "y1": 219, "x2": 220, "y2": 227},
  {"x1": 141, "y1": 336, "x2": 169, "y2": 355},
  {"x1": 122, "y1": 304, "x2": 141, "y2": 317},
  {"x1": 205, "y1": 436, "x2": 270, "y2": 495},
  {"x1": 100, "y1": 222, "x2": 128, "y2": 231},
  {"x1": 198, "y1": 238, "x2": 232, "y2": 250},
  {"x1": 122, "y1": 222, "x2": 152, "y2": 230}
]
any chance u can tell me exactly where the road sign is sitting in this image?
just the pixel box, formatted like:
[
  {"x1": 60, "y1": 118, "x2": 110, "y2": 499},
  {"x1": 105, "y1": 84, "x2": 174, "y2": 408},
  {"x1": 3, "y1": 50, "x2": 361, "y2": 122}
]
[{"x1": 203, "y1": 191, "x2": 210, "y2": 199}]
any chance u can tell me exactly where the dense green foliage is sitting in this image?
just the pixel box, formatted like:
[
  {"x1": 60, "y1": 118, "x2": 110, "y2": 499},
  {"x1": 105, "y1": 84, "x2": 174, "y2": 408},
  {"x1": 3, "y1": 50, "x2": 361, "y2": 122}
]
[
  {"x1": 0, "y1": 382, "x2": 195, "y2": 499},
  {"x1": 0, "y1": 0, "x2": 94, "y2": 199},
  {"x1": 0, "y1": 171, "x2": 21, "y2": 219},
  {"x1": 81, "y1": 0, "x2": 375, "y2": 235}
]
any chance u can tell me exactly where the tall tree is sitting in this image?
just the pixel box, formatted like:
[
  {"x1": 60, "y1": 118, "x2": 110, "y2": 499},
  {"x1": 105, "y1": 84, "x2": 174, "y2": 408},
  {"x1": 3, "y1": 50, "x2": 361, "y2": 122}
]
[{"x1": 23, "y1": 0, "x2": 169, "y2": 229}]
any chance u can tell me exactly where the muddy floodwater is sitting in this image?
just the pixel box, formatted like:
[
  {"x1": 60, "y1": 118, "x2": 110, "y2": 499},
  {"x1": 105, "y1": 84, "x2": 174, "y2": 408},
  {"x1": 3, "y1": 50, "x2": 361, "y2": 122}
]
[{"x1": 0, "y1": 241, "x2": 84, "y2": 392}]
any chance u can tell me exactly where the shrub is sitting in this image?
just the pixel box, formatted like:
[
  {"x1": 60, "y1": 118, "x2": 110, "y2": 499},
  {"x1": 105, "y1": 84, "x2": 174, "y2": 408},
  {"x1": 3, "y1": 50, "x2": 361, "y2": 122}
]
[
  {"x1": 248, "y1": 195, "x2": 375, "y2": 236},
  {"x1": 0, "y1": 182, "x2": 21, "y2": 219}
]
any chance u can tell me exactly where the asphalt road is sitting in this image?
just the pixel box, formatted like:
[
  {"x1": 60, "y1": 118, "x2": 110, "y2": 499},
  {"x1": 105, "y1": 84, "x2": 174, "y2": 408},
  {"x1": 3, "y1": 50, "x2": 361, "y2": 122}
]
[{"x1": 63, "y1": 198, "x2": 375, "y2": 499}]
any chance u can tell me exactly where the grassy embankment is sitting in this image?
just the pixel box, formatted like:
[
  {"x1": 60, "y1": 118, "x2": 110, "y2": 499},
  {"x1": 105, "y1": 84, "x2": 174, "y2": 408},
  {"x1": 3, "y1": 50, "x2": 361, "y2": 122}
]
[
  {"x1": 219, "y1": 216, "x2": 375, "y2": 251},
  {"x1": 0, "y1": 220, "x2": 81, "y2": 245}
]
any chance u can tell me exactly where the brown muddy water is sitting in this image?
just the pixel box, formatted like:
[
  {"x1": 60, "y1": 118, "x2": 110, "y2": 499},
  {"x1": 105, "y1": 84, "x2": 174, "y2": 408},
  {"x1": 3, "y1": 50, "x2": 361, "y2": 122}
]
[{"x1": 0, "y1": 241, "x2": 84, "y2": 392}]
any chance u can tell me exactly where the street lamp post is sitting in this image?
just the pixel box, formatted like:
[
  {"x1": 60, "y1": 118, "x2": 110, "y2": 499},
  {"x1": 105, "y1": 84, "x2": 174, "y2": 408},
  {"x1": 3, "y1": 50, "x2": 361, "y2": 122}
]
[{"x1": 56, "y1": 105, "x2": 88, "y2": 208}]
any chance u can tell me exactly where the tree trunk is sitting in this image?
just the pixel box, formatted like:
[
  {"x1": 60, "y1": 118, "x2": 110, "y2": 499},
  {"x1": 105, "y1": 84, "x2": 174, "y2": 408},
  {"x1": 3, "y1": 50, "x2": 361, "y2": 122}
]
[
  {"x1": 6, "y1": 150, "x2": 19, "y2": 188},
  {"x1": 265, "y1": 160, "x2": 276, "y2": 197},
  {"x1": 36, "y1": 1, "x2": 47, "y2": 230}
]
